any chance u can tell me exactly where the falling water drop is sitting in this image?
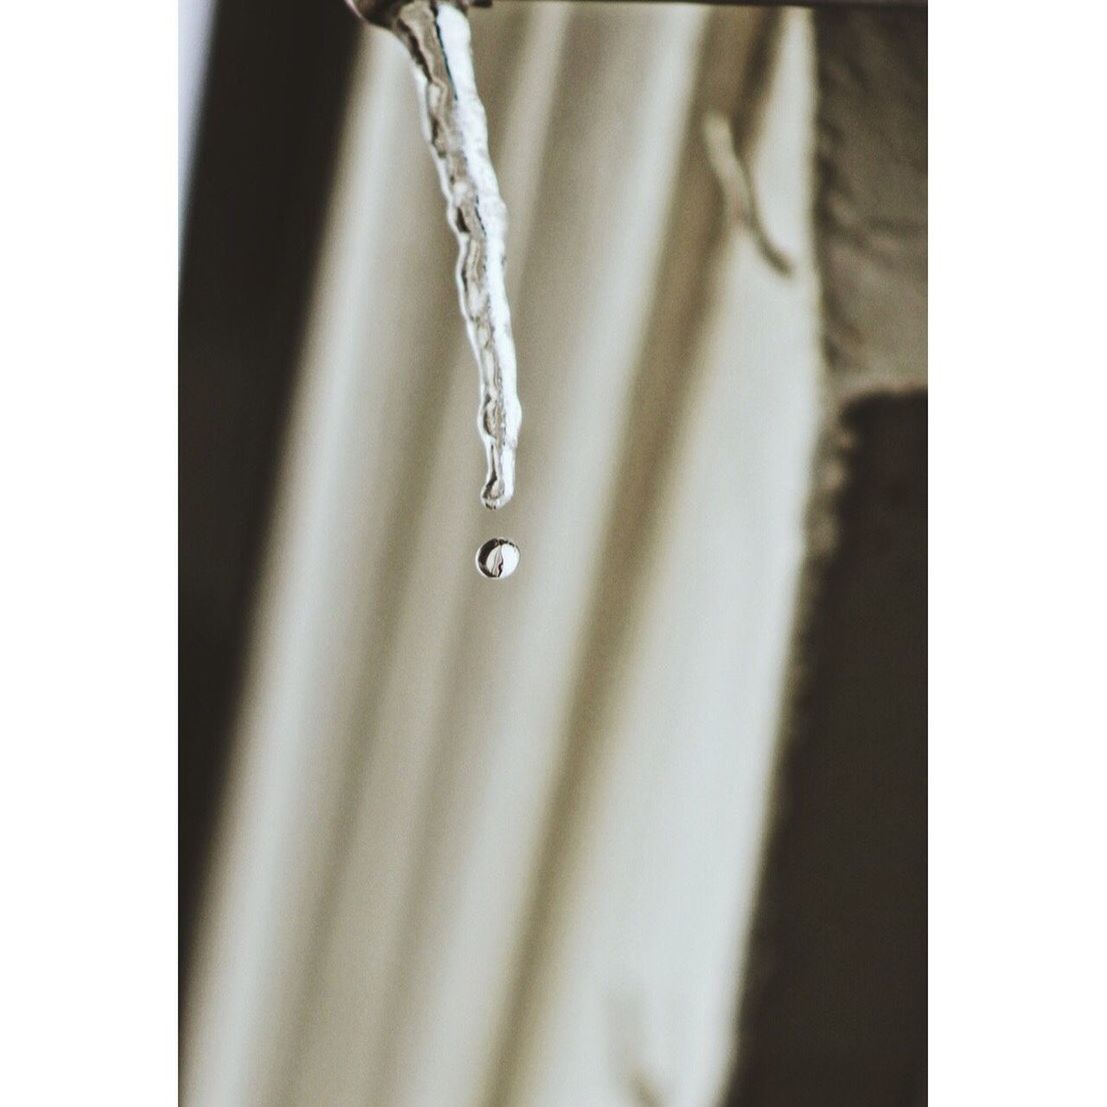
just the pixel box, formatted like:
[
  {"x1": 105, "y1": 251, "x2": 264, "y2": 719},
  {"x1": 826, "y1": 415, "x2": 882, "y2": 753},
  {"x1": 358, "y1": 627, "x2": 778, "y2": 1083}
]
[{"x1": 475, "y1": 538, "x2": 520, "y2": 580}]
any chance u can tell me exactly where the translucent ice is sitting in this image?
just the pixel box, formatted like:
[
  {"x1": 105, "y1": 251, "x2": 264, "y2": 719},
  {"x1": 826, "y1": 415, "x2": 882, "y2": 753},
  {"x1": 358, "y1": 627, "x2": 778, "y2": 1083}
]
[{"x1": 392, "y1": 0, "x2": 522, "y2": 512}]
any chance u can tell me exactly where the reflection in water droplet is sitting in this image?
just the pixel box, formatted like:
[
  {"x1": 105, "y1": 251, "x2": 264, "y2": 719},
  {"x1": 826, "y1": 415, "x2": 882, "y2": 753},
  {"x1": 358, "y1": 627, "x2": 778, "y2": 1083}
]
[{"x1": 476, "y1": 538, "x2": 520, "y2": 580}]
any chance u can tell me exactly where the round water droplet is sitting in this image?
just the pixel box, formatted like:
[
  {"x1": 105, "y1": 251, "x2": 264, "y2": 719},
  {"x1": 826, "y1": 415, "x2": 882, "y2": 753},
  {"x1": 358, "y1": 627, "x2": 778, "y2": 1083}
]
[{"x1": 475, "y1": 537, "x2": 519, "y2": 580}]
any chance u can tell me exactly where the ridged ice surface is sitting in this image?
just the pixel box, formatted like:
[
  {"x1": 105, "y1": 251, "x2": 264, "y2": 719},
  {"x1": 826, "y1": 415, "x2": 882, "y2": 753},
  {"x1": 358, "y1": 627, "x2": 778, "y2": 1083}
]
[{"x1": 392, "y1": 0, "x2": 522, "y2": 512}]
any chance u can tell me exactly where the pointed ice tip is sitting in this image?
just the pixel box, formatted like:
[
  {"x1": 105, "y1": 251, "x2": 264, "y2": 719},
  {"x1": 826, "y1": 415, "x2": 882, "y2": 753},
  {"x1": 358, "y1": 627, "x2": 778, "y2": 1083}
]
[
  {"x1": 480, "y1": 488, "x2": 510, "y2": 511},
  {"x1": 481, "y1": 473, "x2": 513, "y2": 510}
]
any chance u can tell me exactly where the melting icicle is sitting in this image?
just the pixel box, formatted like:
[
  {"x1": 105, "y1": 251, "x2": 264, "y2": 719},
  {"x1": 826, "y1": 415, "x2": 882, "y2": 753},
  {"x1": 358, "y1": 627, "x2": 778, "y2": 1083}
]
[{"x1": 391, "y1": 0, "x2": 522, "y2": 517}]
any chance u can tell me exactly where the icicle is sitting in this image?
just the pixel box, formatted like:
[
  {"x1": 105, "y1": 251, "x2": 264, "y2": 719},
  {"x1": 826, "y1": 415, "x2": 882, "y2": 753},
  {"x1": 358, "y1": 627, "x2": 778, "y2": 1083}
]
[{"x1": 391, "y1": 0, "x2": 522, "y2": 515}]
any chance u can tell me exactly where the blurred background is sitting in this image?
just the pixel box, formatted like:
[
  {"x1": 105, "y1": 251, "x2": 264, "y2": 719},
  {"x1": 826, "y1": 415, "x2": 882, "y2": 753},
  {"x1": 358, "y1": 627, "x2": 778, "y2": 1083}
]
[{"x1": 179, "y1": 2, "x2": 925, "y2": 1104}]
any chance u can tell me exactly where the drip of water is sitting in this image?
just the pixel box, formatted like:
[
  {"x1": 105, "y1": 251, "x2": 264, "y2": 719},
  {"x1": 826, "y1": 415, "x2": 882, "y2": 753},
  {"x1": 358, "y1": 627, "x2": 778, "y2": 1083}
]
[
  {"x1": 475, "y1": 537, "x2": 520, "y2": 580},
  {"x1": 391, "y1": 0, "x2": 523, "y2": 522}
]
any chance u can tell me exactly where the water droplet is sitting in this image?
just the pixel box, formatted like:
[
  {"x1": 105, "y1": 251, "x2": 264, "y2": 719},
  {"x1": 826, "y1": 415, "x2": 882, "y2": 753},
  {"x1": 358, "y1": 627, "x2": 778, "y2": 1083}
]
[{"x1": 475, "y1": 537, "x2": 519, "y2": 580}]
